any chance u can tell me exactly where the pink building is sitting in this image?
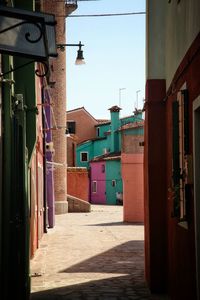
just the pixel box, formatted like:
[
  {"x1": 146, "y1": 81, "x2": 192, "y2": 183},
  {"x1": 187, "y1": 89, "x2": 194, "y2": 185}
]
[
  {"x1": 121, "y1": 154, "x2": 144, "y2": 222},
  {"x1": 90, "y1": 161, "x2": 106, "y2": 204},
  {"x1": 121, "y1": 120, "x2": 144, "y2": 222}
]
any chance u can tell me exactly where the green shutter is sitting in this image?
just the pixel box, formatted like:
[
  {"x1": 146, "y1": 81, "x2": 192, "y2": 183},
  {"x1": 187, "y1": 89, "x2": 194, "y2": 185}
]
[
  {"x1": 172, "y1": 100, "x2": 180, "y2": 217},
  {"x1": 182, "y1": 89, "x2": 189, "y2": 154}
]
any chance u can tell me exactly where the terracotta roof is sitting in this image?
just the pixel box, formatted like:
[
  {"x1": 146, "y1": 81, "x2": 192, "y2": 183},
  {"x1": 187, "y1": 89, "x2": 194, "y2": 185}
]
[
  {"x1": 91, "y1": 152, "x2": 121, "y2": 162},
  {"x1": 66, "y1": 106, "x2": 98, "y2": 122},
  {"x1": 96, "y1": 119, "x2": 110, "y2": 124},
  {"x1": 119, "y1": 120, "x2": 144, "y2": 131},
  {"x1": 95, "y1": 121, "x2": 111, "y2": 126},
  {"x1": 77, "y1": 136, "x2": 106, "y2": 146}
]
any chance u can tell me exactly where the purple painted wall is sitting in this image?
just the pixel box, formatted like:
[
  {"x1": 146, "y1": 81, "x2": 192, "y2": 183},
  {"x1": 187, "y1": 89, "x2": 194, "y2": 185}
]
[
  {"x1": 90, "y1": 161, "x2": 106, "y2": 204},
  {"x1": 43, "y1": 88, "x2": 55, "y2": 228}
]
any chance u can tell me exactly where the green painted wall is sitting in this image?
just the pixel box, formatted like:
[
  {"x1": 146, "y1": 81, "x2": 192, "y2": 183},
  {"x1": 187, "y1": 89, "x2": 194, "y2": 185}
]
[
  {"x1": 96, "y1": 123, "x2": 110, "y2": 138},
  {"x1": 14, "y1": 58, "x2": 36, "y2": 165},
  {"x1": 93, "y1": 138, "x2": 108, "y2": 156},
  {"x1": 120, "y1": 115, "x2": 135, "y2": 125},
  {"x1": 1, "y1": 54, "x2": 13, "y2": 299},
  {"x1": 110, "y1": 111, "x2": 120, "y2": 153},
  {"x1": 124, "y1": 127, "x2": 144, "y2": 136},
  {"x1": 1, "y1": 1, "x2": 35, "y2": 299},
  {"x1": 14, "y1": 0, "x2": 37, "y2": 166},
  {"x1": 106, "y1": 160, "x2": 122, "y2": 205},
  {"x1": 76, "y1": 138, "x2": 109, "y2": 168},
  {"x1": 76, "y1": 140, "x2": 93, "y2": 168}
]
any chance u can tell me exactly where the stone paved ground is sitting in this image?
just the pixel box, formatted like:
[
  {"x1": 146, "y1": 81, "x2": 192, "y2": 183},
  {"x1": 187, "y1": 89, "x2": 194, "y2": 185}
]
[{"x1": 30, "y1": 205, "x2": 168, "y2": 300}]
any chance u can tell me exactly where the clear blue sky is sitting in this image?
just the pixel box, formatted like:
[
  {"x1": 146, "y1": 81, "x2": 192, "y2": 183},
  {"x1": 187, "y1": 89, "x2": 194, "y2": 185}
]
[{"x1": 66, "y1": 0, "x2": 146, "y2": 119}]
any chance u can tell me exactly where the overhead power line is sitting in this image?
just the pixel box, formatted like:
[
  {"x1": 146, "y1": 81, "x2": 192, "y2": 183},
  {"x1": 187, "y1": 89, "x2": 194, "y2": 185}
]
[{"x1": 67, "y1": 11, "x2": 146, "y2": 17}]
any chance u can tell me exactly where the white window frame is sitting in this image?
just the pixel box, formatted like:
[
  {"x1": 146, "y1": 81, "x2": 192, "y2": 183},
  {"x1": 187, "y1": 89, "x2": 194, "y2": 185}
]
[
  {"x1": 92, "y1": 181, "x2": 97, "y2": 193},
  {"x1": 112, "y1": 180, "x2": 116, "y2": 187},
  {"x1": 193, "y1": 95, "x2": 200, "y2": 300},
  {"x1": 97, "y1": 127, "x2": 100, "y2": 137},
  {"x1": 80, "y1": 151, "x2": 88, "y2": 162}
]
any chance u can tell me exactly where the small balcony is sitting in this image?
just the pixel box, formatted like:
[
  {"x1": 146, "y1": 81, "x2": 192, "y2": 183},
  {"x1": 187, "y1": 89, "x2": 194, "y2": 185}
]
[{"x1": 65, "y1": 0, "x2": 78, "y2": 16}]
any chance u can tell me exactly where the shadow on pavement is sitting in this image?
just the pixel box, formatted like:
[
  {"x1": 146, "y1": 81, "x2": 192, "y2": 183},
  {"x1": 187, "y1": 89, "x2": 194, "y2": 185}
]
[
  {"x1": 85, "y1": 221, "x2": 144, "y2": 226},
  {"x1": 31, "y1": 273, "x2": 153, "y2": 300},
  {"x1": 60, "y1": 240, "x2": 144, "y2": 274}
]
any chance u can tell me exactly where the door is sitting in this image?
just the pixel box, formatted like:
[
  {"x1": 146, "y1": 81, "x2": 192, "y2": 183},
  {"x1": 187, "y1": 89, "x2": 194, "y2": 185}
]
[
  {"x1": 90, "y1": 162, "x2": 106, "y2": 204},
  {"x1": 193, "y1": 96, "x2": 200, "y2": 300}
]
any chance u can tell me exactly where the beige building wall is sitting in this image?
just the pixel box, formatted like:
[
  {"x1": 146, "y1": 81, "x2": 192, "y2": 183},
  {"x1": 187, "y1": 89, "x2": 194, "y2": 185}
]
[
  {"x1": 146, "y1": 0, "x2": 200, "y2": 88},
  {"x1": 67, "y1": 108, "x2": 98, "y2": 144},
  {"x1": 66, "y1": 108, "x2": 98, "y2": 166}
]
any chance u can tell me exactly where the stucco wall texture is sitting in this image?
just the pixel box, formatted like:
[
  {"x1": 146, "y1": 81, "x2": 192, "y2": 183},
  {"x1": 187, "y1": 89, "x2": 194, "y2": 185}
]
[
  {"x1": 67, "y1": 168, "x2": 89, "y2": 202},
  {"x1": 67, "y1": 109, "x2": 98, "y2": 144},
  {"x1": 121, "y1": 154, "x2": 144, "y2": 223}
]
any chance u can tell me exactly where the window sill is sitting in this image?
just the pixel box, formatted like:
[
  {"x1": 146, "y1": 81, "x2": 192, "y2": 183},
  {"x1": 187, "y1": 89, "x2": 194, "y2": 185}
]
[{"x1": 178, "y1": 220, "x2": 188, "y2": 230}]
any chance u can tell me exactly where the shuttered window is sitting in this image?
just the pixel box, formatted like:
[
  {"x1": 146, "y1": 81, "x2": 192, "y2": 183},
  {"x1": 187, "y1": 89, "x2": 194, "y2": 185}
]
[
  {"x1": 172, "y1": 89, "x2": 189, "y2": 221},
  {"x1": 67, "y1": 121, "x2": 76, "y2": 134},
  {"x1": 92, "y1": 181, "x2": 97, "y2": 193},
  {"x1": 172, "y1": 100, "x2": 180, "y2": 217}
]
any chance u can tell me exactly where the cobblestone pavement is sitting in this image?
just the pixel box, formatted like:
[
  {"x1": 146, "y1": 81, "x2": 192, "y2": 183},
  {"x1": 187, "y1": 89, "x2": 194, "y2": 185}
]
[{"x1": 30, "y1": 205, "x2": 168, "y2": 300}]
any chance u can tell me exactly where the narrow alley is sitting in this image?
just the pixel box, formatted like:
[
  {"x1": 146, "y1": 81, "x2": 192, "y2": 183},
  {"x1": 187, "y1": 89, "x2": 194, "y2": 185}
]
[{"x1": 30, "y1": 205, "x2": 167, "y2": 300}]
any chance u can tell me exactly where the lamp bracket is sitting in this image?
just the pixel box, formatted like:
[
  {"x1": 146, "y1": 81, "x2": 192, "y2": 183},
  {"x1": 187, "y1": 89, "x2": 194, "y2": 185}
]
[
  {"x1": 57, "y1": 41, "x2": 84, "y2": 51},
  {"x1": 0, "y1": 20, "x2": 44, "y2": 44}
]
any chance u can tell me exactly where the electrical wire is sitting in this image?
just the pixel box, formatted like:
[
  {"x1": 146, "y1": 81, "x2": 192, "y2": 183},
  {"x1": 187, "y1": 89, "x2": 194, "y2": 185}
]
[{"x1": 67, "y1": 11, "x2": 146, "y2": 17}]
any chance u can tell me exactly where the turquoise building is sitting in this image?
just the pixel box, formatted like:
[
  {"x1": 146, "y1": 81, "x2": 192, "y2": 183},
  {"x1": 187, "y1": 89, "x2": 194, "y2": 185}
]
[{"x1": 76, "y1": 106, "x2": 143, "y2": 205}]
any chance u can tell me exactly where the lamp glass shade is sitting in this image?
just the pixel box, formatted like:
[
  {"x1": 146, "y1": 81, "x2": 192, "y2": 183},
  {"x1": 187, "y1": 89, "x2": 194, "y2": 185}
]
[
  {"x1": 75, "y1": 58, "x2": 85, "y2": 65},
  {"x1": 75, "y1": 49, "x2": 85, "y2": 65}
]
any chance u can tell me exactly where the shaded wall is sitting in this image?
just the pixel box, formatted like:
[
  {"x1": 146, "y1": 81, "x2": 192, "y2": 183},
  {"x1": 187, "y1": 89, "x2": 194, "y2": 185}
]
[
  {"x1": 163, "y1": 33, "x2": 200, "y2": 300},
  {"x1": 144, "y1": 79, "x2": 167, "y2": 293},
  {"x1": 146, "y1": 1, "x2": 200, "y2": 298}
]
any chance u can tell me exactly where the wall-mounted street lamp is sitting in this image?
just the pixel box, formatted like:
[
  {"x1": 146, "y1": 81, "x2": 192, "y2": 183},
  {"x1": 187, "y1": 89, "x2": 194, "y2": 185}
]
[
  {"x1": 57, "y1": 41, "x2": 85, "y2": 65},
  {"x1": 0, "y1": 5, "x2": 57, "y2": 78}
]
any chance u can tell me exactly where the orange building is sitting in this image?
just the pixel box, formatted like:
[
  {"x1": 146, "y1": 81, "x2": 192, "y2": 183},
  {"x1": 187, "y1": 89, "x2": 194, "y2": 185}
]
[
  {"x1": 66, "y1": 107, "x2": 108, "y2": 166},
  {"x1": 67, "y1": 167, "x2": 89, "y2": 201},
  {"x1": 121, "y1": 120, "x2": 144, "y2": 222}
]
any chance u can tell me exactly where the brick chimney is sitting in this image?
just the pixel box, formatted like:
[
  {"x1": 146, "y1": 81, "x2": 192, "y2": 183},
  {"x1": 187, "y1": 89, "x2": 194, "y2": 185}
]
[{"x1": 108, "y1": 105, "x2": 121, "y2": 153}]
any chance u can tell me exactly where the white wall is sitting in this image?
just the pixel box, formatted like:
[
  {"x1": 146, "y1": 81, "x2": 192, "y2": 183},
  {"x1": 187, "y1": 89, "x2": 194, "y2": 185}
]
[
  {"x1": 146, "y1": 0, "x2": 200, "y2": 88},
  {"x1": 165, "y1": 0, "x2": 200, "y2": 88}
]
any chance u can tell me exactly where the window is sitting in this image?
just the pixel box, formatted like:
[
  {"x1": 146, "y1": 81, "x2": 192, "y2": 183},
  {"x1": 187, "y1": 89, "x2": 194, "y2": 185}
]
[
  {"x1": 97, "y1": 127, "x2": 100, "y2": 137},
  {"x1": 92, "y1": 181, "x2": 97, "y2": 193},
  {"x1": 112, "y1": 180, "x2": 116, "y2": 187},
  {"x1": 80, "y1": 152, "x2": 88, "y2": 162},
  {"x1": 172, "y1": 89, "x2": 189, "y2": 222},
  {"x1": 101, "y1": 164, "x2": 105, "y2": 173},
  {"x1": 67, "y1": 121, "x2": 76, "y2": 134}
]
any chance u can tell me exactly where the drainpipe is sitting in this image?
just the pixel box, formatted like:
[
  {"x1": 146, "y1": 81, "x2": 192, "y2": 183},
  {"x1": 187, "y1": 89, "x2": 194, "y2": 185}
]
[
  {"x1": 42, "y1": 86, "x2": 55, "y2": 228},
  {"x1": 41, "y1": 86, "x2": 48, "y2": 232}
]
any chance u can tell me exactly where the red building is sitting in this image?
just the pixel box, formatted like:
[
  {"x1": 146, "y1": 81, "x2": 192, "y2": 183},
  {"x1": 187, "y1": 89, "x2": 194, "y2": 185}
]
[{"x1": 145, "y1": 1, "x2": 200, "y2": 299}]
